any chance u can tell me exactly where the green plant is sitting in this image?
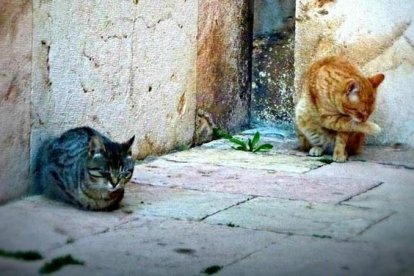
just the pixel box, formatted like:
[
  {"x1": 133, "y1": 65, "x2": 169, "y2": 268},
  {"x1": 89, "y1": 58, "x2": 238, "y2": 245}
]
[{"x1": 213, "y1": 128, "x2": 273, "y2": 153}]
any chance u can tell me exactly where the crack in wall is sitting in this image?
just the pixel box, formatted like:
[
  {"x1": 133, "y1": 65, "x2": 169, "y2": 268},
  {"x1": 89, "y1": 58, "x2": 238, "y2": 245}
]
[{"x1": 40, "y1": 40, "x2": 51, "y2": 88}]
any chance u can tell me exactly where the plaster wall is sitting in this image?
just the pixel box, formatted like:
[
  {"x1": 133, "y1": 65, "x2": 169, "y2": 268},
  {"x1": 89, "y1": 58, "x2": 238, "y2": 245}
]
[
  {"x1": 31, "y1": 0, "x2": 198, "y2": 160},
  {"x1": 295, "y1": 0, "x2": 414, "y2": 147},
  {"x1": 0, "y1": 0, "x2": 32, "y2": 203}
]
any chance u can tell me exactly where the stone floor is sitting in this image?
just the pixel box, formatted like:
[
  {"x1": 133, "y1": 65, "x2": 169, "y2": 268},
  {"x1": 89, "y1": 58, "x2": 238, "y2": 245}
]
[{"x1": 1, "y1": 133, "x2": 414, "y2": 275}]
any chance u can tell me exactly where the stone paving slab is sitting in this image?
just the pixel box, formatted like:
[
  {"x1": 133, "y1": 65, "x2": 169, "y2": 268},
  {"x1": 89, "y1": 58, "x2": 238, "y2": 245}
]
[
  {"x1": 0, "y1": 196, "x2": 133, "y2": 253},
  {"x1": 220, "y1": 235, "x2": 414, "y2": 276},
  {"x1": 123, "y1": 183, "x2": 251, "y2": 220},
  {"x1": 132, "y1": 159, "x2": 382, "y2": 203},
  {"x1": 39, "y1": 218, "x2": 283, "y2": 276},
  {"x1": 204, "y1": 197, "x2": 393, "y2": 240},
  {"x1": 0, "y1": 258, "x2": 42, "y2": 276},
  {"x1": 161, "y1": 148, "x2": 324, "y2": 173},
  {"x1": 349, "y1": 145, "x2": 414, "y2": 169},
  {"x1": 307, "y1": 162, "x2": 414, "y2": 212}
]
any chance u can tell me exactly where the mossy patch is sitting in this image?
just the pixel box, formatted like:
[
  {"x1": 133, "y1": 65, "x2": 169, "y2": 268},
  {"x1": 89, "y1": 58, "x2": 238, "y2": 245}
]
[
  {"x1": 202, "y1": 265, "x2": 222, "y2": 275},
  {"x1": 65, "y1": 237, "x2": 75, "y2": 244},
  {"x1": 317, "y1": 157, "x2": 334, "y2": 164},
  {"x1": 312, "y1": 234, "x2": 332, "y2": 239},
  {"x1": 0, "y1": 249, "x2": 43, "y2": 261},
  {"x1": 39, "y1": 255, "x2": 84, "y2": 274}
]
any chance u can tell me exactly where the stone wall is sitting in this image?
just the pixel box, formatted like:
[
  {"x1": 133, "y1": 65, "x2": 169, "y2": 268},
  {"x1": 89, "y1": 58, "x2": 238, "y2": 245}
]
[
  {"x1": 195, "y1": 0, "x2": 252, "y2": 144},
  {"x1": 253, "y1": 0, "x2": 295, "y2": 37},
  {"x1": 0, "y1": 0, "x2": 32, "y2": 203},
  {"x1": 251, "y1": 0, "x2": 295, "y2": 130},
  {"x1": 31, "y1": 0, "x2": 199, "y2": 160},
  {"x1": 295, "y1": 0, "x2": 414, "y2": 147}
]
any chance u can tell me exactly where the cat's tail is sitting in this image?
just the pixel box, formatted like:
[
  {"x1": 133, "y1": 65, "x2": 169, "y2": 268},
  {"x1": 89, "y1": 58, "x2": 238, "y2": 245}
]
[{"x1": 31, "y1": 137, "x2": 54, "y2": 194}]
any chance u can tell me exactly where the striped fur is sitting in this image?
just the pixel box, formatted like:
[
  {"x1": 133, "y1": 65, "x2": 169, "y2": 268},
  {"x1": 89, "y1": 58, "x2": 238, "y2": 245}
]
[
  {"x1": 295, "y1": 56, "x2": 384, "y2": 162},
  {"x1": 32, "y1": 127, "x2": 135, "y2": 211}
]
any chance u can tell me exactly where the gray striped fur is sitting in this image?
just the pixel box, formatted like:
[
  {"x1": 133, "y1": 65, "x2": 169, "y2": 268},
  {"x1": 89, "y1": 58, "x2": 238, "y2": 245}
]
[{"x1": 32, "y1": 127, "x2": 135, "y2": 211}]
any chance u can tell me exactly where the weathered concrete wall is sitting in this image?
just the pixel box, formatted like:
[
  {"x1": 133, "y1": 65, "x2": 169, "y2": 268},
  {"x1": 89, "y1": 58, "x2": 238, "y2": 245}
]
[
  {"x1": 0, "y1": 0, "x2": 32, "y2": 203},
  {"x1": 295, "y1": 0, "x2": 414, "y2": 147},
  {"x1": 251, "y1": 0, "x2": 295, "y2": 130},
  {"x1": 31, "y1": 0, "x2": 198, "y2": 160},
  {"x1": 195, "y1": 0, "x2": 252, "y2": 144},
  {"x1": 253, "y1": 0, "x2": 295, "y2": 37}
]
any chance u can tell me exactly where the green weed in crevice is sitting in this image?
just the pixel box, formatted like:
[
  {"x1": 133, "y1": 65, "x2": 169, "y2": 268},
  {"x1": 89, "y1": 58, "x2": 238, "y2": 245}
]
[{"x1": 213, "y1": 128, "x2": 273, "y2": 153}]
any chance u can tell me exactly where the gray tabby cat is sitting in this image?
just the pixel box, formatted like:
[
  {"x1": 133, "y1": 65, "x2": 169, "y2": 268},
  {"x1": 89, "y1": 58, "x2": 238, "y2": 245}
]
[{"x1": 32, "y1": 127, "x2": 135, "y2": 211}]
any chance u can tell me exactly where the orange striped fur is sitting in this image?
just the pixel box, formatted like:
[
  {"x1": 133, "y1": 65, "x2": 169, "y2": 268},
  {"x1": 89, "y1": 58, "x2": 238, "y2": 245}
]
[{"x1": 295, "y1": 56, "x2": 384, "y2": 162}]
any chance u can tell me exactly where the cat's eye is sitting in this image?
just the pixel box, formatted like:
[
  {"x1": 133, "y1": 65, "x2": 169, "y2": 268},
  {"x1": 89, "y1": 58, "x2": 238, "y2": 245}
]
[
  {"x1": 122, "y1": 171, "x2": 132, "y2": 179},
  {"x1": 88, "y1": 168, "x2": 110, "y2": 178}
]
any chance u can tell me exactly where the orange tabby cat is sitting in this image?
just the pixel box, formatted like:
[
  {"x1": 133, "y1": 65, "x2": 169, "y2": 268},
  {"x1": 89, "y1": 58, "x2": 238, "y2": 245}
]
[{"x1": 295, "y1": 56, "x2": 385, "y2": 162}]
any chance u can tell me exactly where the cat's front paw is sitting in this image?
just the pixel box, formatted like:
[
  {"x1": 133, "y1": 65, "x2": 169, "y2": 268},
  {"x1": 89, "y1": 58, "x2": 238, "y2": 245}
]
[
  {"x1": 333, "y1": 152, "x2": 348, "y2": 163},
  {"x1": 309, "y1": 146, "x2": 324, "y2": 156},
  {"x1": 356, "y1": 121, "x2": 381, "y2": 135}
]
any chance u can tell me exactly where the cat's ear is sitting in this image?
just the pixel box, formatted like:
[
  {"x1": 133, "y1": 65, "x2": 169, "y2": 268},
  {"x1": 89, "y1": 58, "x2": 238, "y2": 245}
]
[
  {"x1": 124, "y1": 136, "x2": 135, "y2": 155},
  {"x1": 89, "y1": 136, "x2": 105, "y2": 156},
  {"x1": 346, "y1": 80, "x2": 360, "y2": 102},
  {"x1": 368, "y1": 73, "x2": 385, "y2": 89}
]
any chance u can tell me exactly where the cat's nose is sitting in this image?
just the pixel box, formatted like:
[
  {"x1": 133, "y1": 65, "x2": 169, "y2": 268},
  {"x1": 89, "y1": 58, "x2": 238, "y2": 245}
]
[{"x1": 110, "y1": 176, "x2": 120, "y2": 188}]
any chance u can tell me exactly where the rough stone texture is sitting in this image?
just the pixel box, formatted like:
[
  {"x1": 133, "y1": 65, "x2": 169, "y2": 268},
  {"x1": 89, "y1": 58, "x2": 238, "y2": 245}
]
[
  {"x1": 43, "y1": 219, "x2": 282, "y2": 276},
  {"x1": 31, "y1": 0, "x2": 198, "y2": 160},
  {"x1": 161, "y1": 147, "x2": 325, "y2": 173},
  {"x1": 307, "y1": 161, "x2": 414, "y2": 212},
  {"x1": 124, "y1": 184, "x2": 251, "y2": 220},
  {"x1": 0, "y1": 0, "x2": 32, "y2": 203},
  {"x1": 205, "y1": 197, "x2": 393, "y2": 240},
  {"x1": 349, "y1": 145, "x2": 414, "y2": 169},
  {"x1": 251, "y1": 1, "x2": 296, "y2": 129},
  {"x1": 295, "y1": 0, "x2": 414, "y2": 147},
  {"x1": 254, "y1": 0, "x2": 295, "y2": 36},
  {"x1": 251, "y1": 27, "x2": 295, "y2": 128},
  {"x1": 132, "y1": 159, "x2": 381, "y2": 204},
  {"x1": 1, "y1": 140, "x2": 413, "y2": 275},
  {"x1": 195, "y1": 0, "x2": 252, "y2": 144},
  {"x1": 221, "y1": 235, "x2": 414, "y2": 276},
  {"x1": 0, "y1": 196, "x2": 131, "y2": 252}
]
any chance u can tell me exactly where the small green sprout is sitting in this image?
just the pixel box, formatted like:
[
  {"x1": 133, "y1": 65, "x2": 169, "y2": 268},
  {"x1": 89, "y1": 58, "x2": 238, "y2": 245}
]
[{"x1": 213, "y1": 128, "x2": 273, "y2": 153}]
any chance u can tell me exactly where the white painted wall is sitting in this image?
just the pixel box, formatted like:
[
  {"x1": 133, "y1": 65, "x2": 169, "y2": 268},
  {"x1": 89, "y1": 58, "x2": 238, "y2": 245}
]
[
  {"x1": 31, "y1": 0, "x2": 198, "y2": 160},
  {"x1": 295, "y1": 0, "x2": 414, "y2": 147}
]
